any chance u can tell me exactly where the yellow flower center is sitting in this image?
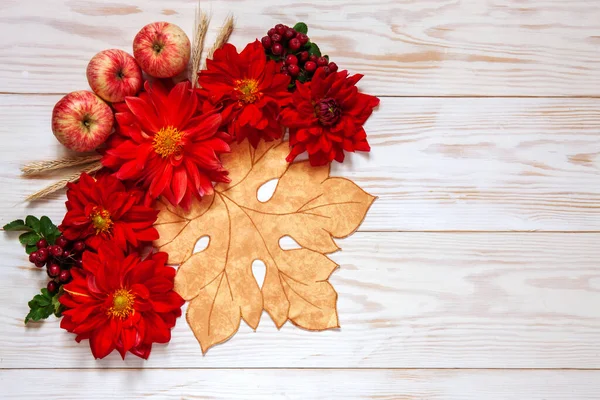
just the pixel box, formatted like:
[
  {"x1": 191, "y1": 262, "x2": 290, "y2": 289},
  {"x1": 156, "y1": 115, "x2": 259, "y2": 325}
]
[
  {"x1": 90, "y1": 207, "x2": 113, "y2": 235},
  {"x1": 107, "y1": 288, "x2": 135, "y2": 319},
  {"x1": 153, "y1": 126, "x2": 183, "y2": 158},
  {"x1": 235, "y1": 79, "x2": 261, "y2": 104}
]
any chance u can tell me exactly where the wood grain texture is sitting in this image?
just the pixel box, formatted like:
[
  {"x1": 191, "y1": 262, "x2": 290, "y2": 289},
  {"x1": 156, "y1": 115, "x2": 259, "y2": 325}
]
[
  {"x1": 2, "y1": 232, "x2": 600, "y2": 368},
  {"x1": 2, "y1": 369, "x2": 600, "y2": 399},
  {"x1": 1, "y1": 0, "x2": 600, "y2": 96},
  {"x1": 2, "y1": 95, "x2": 599, "y2": 232}
]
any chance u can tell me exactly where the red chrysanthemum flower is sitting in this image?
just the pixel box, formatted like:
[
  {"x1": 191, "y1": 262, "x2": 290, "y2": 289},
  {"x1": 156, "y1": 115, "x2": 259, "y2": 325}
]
[
  {"x1": 281, "y1": 69, "x2": 380, "y2": 166},
  {"x1": 102, "y1": 80, "x2": 230, "y2": 209},
  {"x1": 197, "y1": 40, "x2": 291, "y2": 148},
  {"x1": 59, "y1": 245, "x2": 185, "y2": 359},
  {"x1": 59, "y1": 173, "x2": 158, "y2": 252}
]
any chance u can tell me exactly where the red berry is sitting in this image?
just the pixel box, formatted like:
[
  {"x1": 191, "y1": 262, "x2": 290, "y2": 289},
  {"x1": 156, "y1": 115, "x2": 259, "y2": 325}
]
[
  {"x1": 309, "y1": 55, "x2": 318, "y2": 62},
  {"x1": 297, "y1": 33, "x2": 309, "y2": 45},
  {"x1": 47, "y1": 280, "x2": 59, "y2": 294},
  {"x1": 272, "y1": 43, "x2": 283, "y2": 55},
  {"x1": 59, "y1": 269, "x2": 71, "y2": 283},
  {"x1": 56, "y1": 236, "x2": 69, "y2": 249},
  {"x1": 268, "y1": 28, "x2": 277, "y2": 36},
  {"x1": 73, "y1": 241, "x2": 85, "y2": 253},
  {"x1": 47, "y1": 263, "x2": 61, "y2": 278},
  {"x1": 289, "y1": 38, "x2": 301, "y2": 51},
  {"x1": 285, "y1": 54, "x2": 298, "y2": 65},
  {"x1": 328, "y1": 62, "x2": 338, "y2": 73},
  {"x1": 29, "y1": 252, "x2": 38, "y2": 264},
  {"x1": 304, "y1": 61, "x2": 317, "y2": 72},
  {"x1": 74, "y1": 258, "x2": 83, "y2": 268},
  {"x1": 37, "y1": 248, "x2": 49, "y2": 263},
  {"x1": 36, "y1": 239, "x2": 48, "y2": 249},
  {"x1": 62, "y1": 250, "x2": 71, "y2": 259},
  {"x1": 271, "y1": 33, "x2": 282, "y2": 43},
  {"x1": 288, "y1": 64, "x2": 301, "y2": 77},
  {"x1": 284, "y1": 29, "x2": 296, "y2": 40},
  {"x1": 49, "y1": 245, "x2": 63, "y2": 258},
  {"x1": 275, "y1": 24, "x2": 286, "y2": 35},
  {"x1": 317, "y1": 57, "x2": 328, "y2": 67},
  {"x1": 261, "y1": 36, "x2": 272, "y2": 49},
  {"x1": 298, "y1": 51, "x2": 309, "y2": 62},
  {"x1": 322, "y1": 66, "x2": 331, "y2": 74},
  {"x1": 34, "y1": 260, "x2": 45, "y2": 268}
]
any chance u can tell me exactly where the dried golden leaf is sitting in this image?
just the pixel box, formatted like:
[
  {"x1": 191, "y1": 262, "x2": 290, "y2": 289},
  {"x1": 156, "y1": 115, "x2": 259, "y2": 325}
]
[{"x1": 154, "y1": 139, "x2": 375, "y2": 353}]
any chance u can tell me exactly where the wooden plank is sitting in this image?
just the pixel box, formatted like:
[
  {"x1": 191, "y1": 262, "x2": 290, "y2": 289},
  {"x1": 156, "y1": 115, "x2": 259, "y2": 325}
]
[
  {"x1": 2, "y1": 368, "x2": 600, "y2": 399},
  {"x1": 2, "y1": 232, "x2": 600, "y2": 368},
  {"x1": 2, "y1": 95, "x2": 599, "y2": 232},
  {"x1": 1, "y1": 0, "x2": 600, "y2": 96}
]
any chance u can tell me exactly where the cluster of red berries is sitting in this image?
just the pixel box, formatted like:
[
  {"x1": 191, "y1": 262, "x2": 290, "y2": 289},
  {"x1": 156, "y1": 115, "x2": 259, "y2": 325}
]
[
  {"x1": 28, "y1": 236, "x2": 85, "y2": 295},
  {"x1": 261, "y1": 24, "x2": 338, "y2": 83}
]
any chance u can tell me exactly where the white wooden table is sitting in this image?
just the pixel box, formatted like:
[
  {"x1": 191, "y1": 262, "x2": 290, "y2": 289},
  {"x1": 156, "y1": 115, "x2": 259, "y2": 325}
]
[{"x1": 1, "y1": 0, "x2": 600, "y2": 398}]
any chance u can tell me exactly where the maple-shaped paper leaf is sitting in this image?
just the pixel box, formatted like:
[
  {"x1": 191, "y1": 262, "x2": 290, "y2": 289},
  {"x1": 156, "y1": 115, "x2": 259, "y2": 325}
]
[{"x1": 154, "y1": 139, "x2": 375, "y2": 353}]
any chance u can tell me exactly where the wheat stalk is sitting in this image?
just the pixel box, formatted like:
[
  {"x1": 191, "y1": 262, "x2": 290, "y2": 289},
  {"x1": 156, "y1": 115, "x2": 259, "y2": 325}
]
[
  {"x1": 21, "y1": 154, "x2": 101, "y2": 176},
  {"x1": 204, "y1": 15, "x2": 235, "y2": 68},
  {"x1": 190, "y1": 6, "x2": 210, "y2": 87},
  {"x1": 26, "y1": 162, "x2": 102, "y2": 202}
]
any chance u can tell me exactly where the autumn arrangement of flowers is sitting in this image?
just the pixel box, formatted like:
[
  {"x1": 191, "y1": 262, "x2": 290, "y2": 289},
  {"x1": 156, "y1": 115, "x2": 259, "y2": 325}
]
[{"x1": 4, "y1": 16, "x2": 378, "y2": 359}]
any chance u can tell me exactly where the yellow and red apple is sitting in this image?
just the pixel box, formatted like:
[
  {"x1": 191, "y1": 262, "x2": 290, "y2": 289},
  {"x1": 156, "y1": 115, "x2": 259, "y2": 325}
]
[
  {"x1": 51, "y1": 91, "x2": 114, "y2": 152},
  {"x1": 86, "y1": 49, "x2": 142, "y2": 103},
  {"x1": 133, "y1": 22, "x2": 190, "y2": 78}
]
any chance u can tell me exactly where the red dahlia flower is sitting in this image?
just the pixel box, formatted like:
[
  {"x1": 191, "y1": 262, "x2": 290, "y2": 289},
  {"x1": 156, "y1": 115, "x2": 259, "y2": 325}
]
[
  {"x1": 59, "y1": 173, "x2": 158, "y2": 252},
  {"x1": 60, "y1": 245, "x2": 185, "y2": 359},
  {"x1": 102, "y1": 80, "x2": 230, "y2": 209},
  {"x1": 197, "y1": 40, "x2": 291, "y2": 148},
  {"x1": 281, "y1": 68, "x2": 380, "y2": 166}
]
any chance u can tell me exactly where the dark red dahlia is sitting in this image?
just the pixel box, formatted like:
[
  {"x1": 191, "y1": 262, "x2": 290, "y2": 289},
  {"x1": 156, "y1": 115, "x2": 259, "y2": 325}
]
[
  {"x1": 281, "y1": 69, "x2": 380, "y2": 166},
  {"x1": 59, "y1": 172, "x2": 158, "y2": 252},
  {"x1": 197, "y1": 40, "x2": 291, "y2": 148}
]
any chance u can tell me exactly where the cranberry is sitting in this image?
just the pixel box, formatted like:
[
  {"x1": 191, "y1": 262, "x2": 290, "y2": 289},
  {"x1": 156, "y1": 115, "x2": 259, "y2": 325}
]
[
  {"x1": 47, "y1": 280, "x2": 59, "y2": 294},
  {"x1": 272, "y1": 43, "x2": 283, "y2": 55},
  {"x1": 56, "y1": 236, "x2": 69, "y2": 249},
  {"x1": 49, "y1": 245, "x2": 63, "y2": 258},
  {"x1": 268, "y1": 28, "x2": 277, "y2": 37},
  {"x1": 298, "y1": 51, "x2": 309, "y2": 62},
  {"x1": 34, "y1": 260, "x2": 45, "y2": 268},
  {"x1": 59, "y1": 269, "x2": 71, "y2": 283},
  {"x1": 29, "y1": 251, "x2": 38, "y2": 264},
  {"x1": 309, "y1": 54, "x2": 318, "y2": 62},
  {"x1": 297, "y1": 33, "x2": 309, "y2": 45},
  {"x1": 289, "y1": 38, "x2": 301, "y2": 51},
  {"x1": 271, "y1": 33, "x2": 282, "y2": 44},
  {"x1": 74, "y1": 258, "x2": 83, "y2": 268},
  {"x1": 261, "y1": 36, "x2": 272, "y2": 49},
  {"x1": 36, "y1": 238, "x2": 48, "y2": 249},
  {"x1": 288, "y1": 64, "x2": 301, "y2": 77},
  {"x1": 317, "y1": 57, "x2": 328, "y2": 67},
  {"x1": 47, "y1": 263, "x2": 61, "y2": 278},
  {"x1": 73, "y1": 241, "x2": 85, "y2": 253},
  {"x1": 275, "y1": 24, "x2": 286, "y2": 35},
  {"x1": 62, "y1": 250, "x2": 71, "y2": 259},
  {"x1": 37, "y1": 248, "x2": 49, "y2": 263},
  {"x1": 328, "y1": 62, "x2": 338, "y2": 73},
  {"x1": 322, "y1": 66, "x2": 331, "y2": 74},
  {"x1": 304, "y1": 61, "x2": 317, "y2": 72},
  {"x1": 285, "y1": 54, "x2": 298, "y2": 65},
  {"x1": 284, "y1": 29, "x2": 296, "y2": 40}
]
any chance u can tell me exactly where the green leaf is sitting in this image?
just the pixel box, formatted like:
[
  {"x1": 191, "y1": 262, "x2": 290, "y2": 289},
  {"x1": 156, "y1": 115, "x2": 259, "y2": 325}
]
[
  {"x1": 52, "y1": 287, "x2": 64, "y2": 317},
  {"x1": 19, "y1": 231, "x2": 40, "y2": 246},
  {"x1": 307, "y1": 42, "x2": 321, "y2": 57},
  {"x1": 3, "y1": 219, "x2": 32, "y2": 232},
  {"x1": 25, "y1": 288, "x2": 55, "y2": 324},
  {"x1": 25, "y1": 216, "x2": 41, "y2": 233},
  {"x1": 293, "y1": 22, "x2": 308, "y2": 35},
  {"x1": 25, "y1": 244, "x2": 37, "y2": 255},
  {"x1": 40, "y1": 216, "x2": 56, "y2": 237}
]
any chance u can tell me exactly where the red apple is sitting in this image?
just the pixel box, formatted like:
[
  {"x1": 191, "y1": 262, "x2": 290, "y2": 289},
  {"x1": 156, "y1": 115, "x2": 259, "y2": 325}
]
[
  {"x1": 133, "y1": 21, "x2": 191, "y2": 78},
  {"x1": 52, "y1": 91, "x2": 114, "y2": 152},
  {"x1": 86, "y1": 49, "x2": 142, "y2": 103}
]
